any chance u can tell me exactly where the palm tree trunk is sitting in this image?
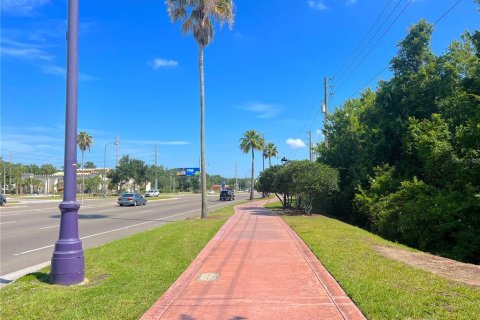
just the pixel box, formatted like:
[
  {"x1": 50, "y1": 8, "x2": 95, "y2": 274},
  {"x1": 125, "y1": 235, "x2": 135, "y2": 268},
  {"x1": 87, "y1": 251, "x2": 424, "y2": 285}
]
[
  {"x1": 199, "y1": 44, "x2": 208, "y2": 218},
  {"x1": 81, "y1": 151, "x2": 84, "y2": 203},
  {"x1": 269, "y1": 157, "x2": 271, "y2": 167},
  {"x1": 250, "y1": 148, "x2": 254, "y2": 200}
]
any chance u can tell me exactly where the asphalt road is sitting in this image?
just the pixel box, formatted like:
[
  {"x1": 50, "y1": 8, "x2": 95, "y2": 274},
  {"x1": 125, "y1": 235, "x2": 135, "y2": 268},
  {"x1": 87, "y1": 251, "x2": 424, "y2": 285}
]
[{"x1": 0, "y1": 193, "x2": 250, "y2": 278}]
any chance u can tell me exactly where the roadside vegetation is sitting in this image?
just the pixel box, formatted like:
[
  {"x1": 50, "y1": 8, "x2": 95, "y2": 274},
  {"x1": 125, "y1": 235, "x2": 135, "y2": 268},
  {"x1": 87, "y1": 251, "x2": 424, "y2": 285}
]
[
  {"x1": 0, "y1": 204, "x2": 237, "y2": 320},
  {"x1": 265, "y1": 202, "x2": 480, "y2": 319}
]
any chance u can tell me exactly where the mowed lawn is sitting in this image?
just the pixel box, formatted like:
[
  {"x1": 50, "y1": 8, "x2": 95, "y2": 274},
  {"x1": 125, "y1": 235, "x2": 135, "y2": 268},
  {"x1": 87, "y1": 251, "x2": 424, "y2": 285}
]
[
  {"x1": 0, "y1": 205, "x2": 236, "y2": 320},
  {"x1": 278, "y1": 206, "x2": 480, "y2": 319}
]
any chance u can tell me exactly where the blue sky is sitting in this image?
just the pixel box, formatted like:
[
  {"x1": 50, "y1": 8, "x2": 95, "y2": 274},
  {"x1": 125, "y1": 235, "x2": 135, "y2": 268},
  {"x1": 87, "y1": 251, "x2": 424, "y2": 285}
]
[{"x1": 1, "y1": 0, "x2": 479, "y2": 178}]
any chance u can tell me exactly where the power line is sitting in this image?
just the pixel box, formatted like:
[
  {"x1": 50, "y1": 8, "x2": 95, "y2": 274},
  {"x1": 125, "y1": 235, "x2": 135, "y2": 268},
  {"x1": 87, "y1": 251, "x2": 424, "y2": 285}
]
[
  {"x1": 346, "y1": 0, "x2": 465, "y2": 100},
  {"x1": 337, "y1": 0, "x2": 413, "y2": 91},
  {"x1": 334, "y1": 0, "x2": 398, "y2": 82},
  {"x1": 434, "y1": 0, "x2": 463, "y2": 25}
]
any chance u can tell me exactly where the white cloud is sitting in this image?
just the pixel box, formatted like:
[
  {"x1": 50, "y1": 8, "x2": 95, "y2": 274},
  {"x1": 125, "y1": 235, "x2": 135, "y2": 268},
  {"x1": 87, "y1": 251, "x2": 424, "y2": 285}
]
[
  {"x1": 150, "y1": 58, "x2": 179, "y2": 69},
  {"x1": 346, "y1": 0, "x2": 358, "y2": 6},
  {"x1": 237, "y1": 102, "x2": 280, "y2": 119},
  {"x1": 1, "y1": 0, "x2": 51, "y2": 15},
  {"x1": 307, "y1": 0, "x2": 327, "y2": 11},
  {"x1": 0, "y1": 38, "x2": 53, "y2": 61},
  {"x1": 39, "y1": 64, "x2": 99, "y2": 81},
  {"x1": 1, "y1": 38, "x2": 98, "y2": 80},
  {"x1": 286, "y1": 138, "x2": 307, "y2": 149}
]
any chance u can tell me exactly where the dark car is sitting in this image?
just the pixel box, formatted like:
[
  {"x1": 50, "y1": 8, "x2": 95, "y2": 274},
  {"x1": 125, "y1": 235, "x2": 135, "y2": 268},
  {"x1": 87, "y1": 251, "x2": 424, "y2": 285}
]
[
  {"x1": 0, "y1": 194, "x2": 6, "y2": 206},
  {"x1": 117, "y1": 193, "x2": 147, "y2": 206},
  {"x1": 219, "y1": 190, "x2": 235, "y2": 201}
]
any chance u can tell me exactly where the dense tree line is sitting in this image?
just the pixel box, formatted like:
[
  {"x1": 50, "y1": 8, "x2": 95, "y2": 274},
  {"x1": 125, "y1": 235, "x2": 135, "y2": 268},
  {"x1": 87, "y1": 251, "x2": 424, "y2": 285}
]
[{"x1": 315, "y1": 20, "x2": 480, "y2": 263}]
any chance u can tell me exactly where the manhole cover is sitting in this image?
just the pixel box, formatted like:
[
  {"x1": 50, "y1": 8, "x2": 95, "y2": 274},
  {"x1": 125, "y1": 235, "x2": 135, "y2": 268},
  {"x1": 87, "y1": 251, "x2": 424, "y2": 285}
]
[{"x1": 197, "y1": 272, "x2": 219, "y2": 282}]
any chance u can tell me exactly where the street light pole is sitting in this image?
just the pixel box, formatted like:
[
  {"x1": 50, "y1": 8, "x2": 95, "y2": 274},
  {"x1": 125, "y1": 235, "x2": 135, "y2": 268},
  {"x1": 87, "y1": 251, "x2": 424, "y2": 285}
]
[
  {"x1": 50, "y1": 0, "x2": 84, "y2": 285},
  {"x1": 103, "y1": 141, "x2": 116, "y2": 198}
]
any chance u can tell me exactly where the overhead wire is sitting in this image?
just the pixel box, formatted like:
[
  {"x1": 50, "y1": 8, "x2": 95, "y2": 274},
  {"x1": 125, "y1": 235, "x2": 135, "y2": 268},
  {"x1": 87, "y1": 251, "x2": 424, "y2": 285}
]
[
  {"x1": 334, "y1": 0, "x2": 400, "y2": 84},
  {"x1": 336, "y1": 0, "x2": 413, "y2": 91},
  {"x1": 346, "y1": 0, "x2": 465, "y2": 100}
]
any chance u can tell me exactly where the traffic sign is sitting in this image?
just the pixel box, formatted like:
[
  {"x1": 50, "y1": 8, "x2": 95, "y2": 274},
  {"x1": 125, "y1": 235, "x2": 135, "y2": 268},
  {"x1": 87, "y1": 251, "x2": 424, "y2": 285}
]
[{"x1": 176, "y1": 168, "x2": 200, "y2": 176}]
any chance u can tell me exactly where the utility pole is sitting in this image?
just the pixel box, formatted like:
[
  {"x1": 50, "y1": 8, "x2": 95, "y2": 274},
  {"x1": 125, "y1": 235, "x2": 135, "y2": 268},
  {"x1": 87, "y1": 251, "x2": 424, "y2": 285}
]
[
  {"x1": 154, "y1": 145, "x2": 158, "y2": 190},
  {"x1": 323, "y1": 77, "x2": 329, "y2": 148},
  {"x1": 115, "y1": 134, "x2": 120, "y2": 166},
  {"x1": 9, "y1": 152, "x2": 12, "y2": 187},
  {"x1": 3, "y1": 159, "x2": 6, "y2": 194},
  {"x1": 235, "y1": 162, "x2": 238, "y2": 192},
  {"x1": 309, "y1": 130, "x2": 313, "y2": 162}
]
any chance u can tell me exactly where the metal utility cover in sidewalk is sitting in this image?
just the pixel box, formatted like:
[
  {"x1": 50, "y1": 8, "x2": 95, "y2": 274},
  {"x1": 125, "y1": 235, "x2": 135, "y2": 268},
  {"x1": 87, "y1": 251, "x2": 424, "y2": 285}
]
[{"x1": 197, "y1": 272, "x2": 219, "y2": 282}]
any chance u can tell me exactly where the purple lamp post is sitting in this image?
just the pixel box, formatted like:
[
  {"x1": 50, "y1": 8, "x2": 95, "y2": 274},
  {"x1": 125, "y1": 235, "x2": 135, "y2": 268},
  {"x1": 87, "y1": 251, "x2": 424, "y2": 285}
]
[{"x1": 50, "y1": 0, "x2": 85, "y2": 285}]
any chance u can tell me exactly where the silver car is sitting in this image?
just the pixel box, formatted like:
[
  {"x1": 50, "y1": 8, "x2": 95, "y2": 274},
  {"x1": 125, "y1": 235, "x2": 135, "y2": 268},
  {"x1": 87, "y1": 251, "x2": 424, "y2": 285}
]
[{"x1": 118, "y1": 193, "x2": 147, "y2": 206}]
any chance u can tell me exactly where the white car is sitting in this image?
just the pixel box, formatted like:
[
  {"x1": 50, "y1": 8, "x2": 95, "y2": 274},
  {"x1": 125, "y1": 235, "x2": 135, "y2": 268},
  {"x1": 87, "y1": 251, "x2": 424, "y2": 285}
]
[
  {"x1": 144, "y1": 190, "x2": 159, "y2": 197},
  {"x1": 207, "y1": 190, "x2": 215, "y2": 195}
]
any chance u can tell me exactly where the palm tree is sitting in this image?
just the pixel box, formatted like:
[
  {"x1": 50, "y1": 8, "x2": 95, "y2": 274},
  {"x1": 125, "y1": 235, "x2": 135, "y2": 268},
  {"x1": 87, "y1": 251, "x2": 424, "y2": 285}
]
[
  {"x1": 77, "y1": 131, "x2": 93, "y2": 203},
  {"x1": 264, "y1": 142, "x2": 278, "y2": 167},
  {"x1": 167, "y1": 0, "x2": 234, "y2": 219},
  {"x1": 240, "y1": 130, "x2": 265, "y2": 200}
]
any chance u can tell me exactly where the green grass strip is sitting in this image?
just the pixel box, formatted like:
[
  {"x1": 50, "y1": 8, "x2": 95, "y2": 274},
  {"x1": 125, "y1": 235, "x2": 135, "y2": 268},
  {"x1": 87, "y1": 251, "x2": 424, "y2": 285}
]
[
  {"x1": 283, "y1": 213, "x2": 480, "y2": 319},
  {"x1": 0, "y1": 205, "x2": 236, "y2": 320}
]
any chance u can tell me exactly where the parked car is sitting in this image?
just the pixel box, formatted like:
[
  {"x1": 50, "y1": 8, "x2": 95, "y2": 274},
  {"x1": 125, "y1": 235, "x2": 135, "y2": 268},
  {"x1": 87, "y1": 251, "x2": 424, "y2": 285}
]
[
  {"x1": 144, "y1": 189, "x2": 159, "y2": 197},
  {"x1": 207, "y1": 190, "x2": 215, "y2": 195},
  {"x1": 219, "y1": 190, "x2": 235, "y2": 201},
  {"x1": 118, "y1": 193, "x2": 147, "y2": 206},
  {"x1": 0, "y1": 194, "x2": 6, "y2": 206}
]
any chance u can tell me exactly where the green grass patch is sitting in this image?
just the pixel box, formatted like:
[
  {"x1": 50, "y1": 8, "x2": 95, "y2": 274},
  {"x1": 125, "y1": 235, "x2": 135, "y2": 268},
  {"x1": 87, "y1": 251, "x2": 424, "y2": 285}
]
[
  {"x1": 0, "y1": 205, "x2": 238, "y2": 319},
  {"x1": 283, "y1": 214, "x2": 480, "y2": 319}
]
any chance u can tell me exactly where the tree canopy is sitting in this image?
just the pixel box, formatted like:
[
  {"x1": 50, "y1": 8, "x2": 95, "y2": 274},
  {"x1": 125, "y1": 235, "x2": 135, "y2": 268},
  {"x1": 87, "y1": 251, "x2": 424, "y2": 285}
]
[{"x1": 315, "y1": 20, "x2": 480, "y2": 263}]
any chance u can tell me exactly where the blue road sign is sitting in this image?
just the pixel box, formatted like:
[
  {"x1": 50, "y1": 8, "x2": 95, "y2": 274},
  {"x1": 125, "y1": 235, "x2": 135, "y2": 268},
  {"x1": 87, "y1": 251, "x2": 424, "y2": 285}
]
[{"x1": 176, "y1": 168, "x2": 200, "y2": 177}]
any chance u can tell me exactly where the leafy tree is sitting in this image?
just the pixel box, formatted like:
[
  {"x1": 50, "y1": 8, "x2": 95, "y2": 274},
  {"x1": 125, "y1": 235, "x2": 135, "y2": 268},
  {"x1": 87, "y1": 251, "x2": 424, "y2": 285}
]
[
  {"x1": 77, "y1": 131, "x2": 93, "y2": 201},
  {"x1": 84, "y1": 161, "x2": 96, "y2": 169},
  {"x1": 291, "y1": 161, "x2": 339, "y2": 214},
  {"x1": 240, "y1": 130, "x2": 265, "y2": 200},
  {"x1": 316, "y1": 17, "x2": 480, "y2": 262},
  {"x1": 167, "y1": 0, "x2": 234, "y2": 218},
  {"x1": 40, "y1": 164, "x2": 57, "y2": 175},
  {"x1": 84, "y1": 176, "x2": 102, "y2": 195},
  {"x1": 108, "y1": 156, "x2": 149, "y2": 193}
]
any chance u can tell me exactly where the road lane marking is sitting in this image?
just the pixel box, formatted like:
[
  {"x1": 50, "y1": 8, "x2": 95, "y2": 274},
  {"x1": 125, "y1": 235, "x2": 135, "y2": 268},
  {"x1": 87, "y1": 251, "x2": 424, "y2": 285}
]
[
  {"x1": 39, "y1": 225, "x2": 58, "y2": 230},
  {"x1": 13, "y1": 202, "x2": 231, "y2": 256},
  {"x1": 0, "y1": 221, "x2": 16, "y2": 225},
  {"x1": 98, "y1": 209, "x2": 115, "y2": 213},
  {"x1": 141, "y1": 210, "x2": 154, "y2": 213},
  {"x1": 0, "y1": 205, "x2": 29, "y2": 209}
]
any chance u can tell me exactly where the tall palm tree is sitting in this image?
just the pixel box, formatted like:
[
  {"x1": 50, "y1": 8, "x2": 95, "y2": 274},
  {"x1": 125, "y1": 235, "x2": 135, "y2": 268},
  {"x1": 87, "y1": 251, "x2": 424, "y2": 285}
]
[
  {"x1": 264, "y1": 142, "x2": 278, "y2": 167},
  {"x1": 240, "y1": 130, "x2": 265, "y2": 200},
  {"x1": 167, "y1": 0, "x2": 234, "y2": 219},
  {"x1": 77, "y1": 131, "x2": 93, "y2": 203}
]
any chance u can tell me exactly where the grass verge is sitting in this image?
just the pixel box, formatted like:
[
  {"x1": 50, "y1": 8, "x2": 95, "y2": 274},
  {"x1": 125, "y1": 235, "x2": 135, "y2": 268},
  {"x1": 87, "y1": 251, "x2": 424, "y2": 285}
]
[
  {"x1": 282, "y1": 209, "x2": 480, "y2": 319},
  {"x1": 0, "y1": 205, "x2": 237, "y2": 320}
]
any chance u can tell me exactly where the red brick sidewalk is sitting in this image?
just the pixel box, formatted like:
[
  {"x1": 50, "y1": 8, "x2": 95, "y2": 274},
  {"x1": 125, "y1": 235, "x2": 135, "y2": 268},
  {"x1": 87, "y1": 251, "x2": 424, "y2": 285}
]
[{"x1": 141, "y1": 200, "x2": 365, "y2": 320}]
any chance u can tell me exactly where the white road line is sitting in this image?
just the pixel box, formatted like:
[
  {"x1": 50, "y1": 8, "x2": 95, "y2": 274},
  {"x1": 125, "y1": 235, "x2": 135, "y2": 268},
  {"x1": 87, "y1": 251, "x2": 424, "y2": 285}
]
[
  {"x1": 141, "y1": 210, "x2": 154, "y2": 213},
  {"x1": 1, "y1": 211, "x2": 56, "y2": 217},
  {"x1": 98, "y1": 209, "x2": 115, "y2": 213},
  {"x1": 39, "y1": 225, "x2": 58, "y2": 230},
  {"x1": 0, "y1": 205, "x2": 29, "y2": 209},
  {"x1": 0, "y1": 221, "x2": 16, "y2": 225},
  {"x1": 12, "y1": 206, "x2": 215, "y2": 256}
]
